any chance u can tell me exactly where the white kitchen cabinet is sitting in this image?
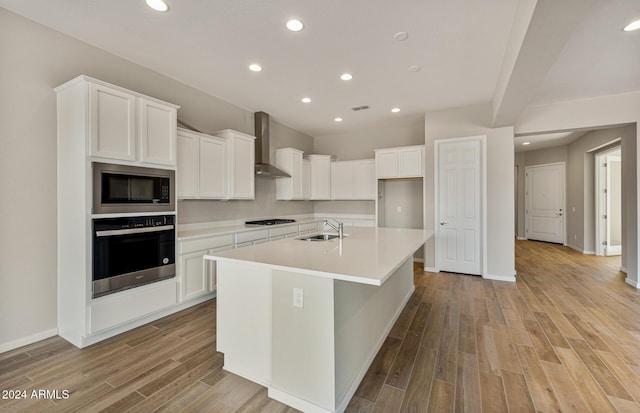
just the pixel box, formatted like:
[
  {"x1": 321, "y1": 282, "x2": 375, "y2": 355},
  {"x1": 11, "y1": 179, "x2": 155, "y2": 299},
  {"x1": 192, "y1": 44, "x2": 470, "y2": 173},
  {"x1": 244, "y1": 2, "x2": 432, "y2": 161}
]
[
  {"x1": 331, "y1": 159, "x2": 376, "y2": 200},
  {"x1": 178, "y1": 234, "x2": 234, "y2": 302},
  {"x1": 88, "y1": 82, "x2": 137, "y2": 162},
  {"x1": 199, "y1": 136, "x2": 227, "y2": 198},
  {"x1": 353, "y1": 159, "x2": 376, "y2": 200},
  {"x1": 177, "y1": 132, "x2": 199, "y2": 198},
  {"x1": 276, "y1": 147, "x2": 305, "y2": 200},
  {"x1": 331, "y1": 161, "x2": 354, "y2": 200},
  {"x1": 214, "y1": 130, "x2": 255, "y2": 199},
  {"x1": 138, "y1": 98, "x2": 177, "y2": 166},
  {"x1": 180, "y1": 251, "x2": 210, "y2": 302},
  {"x1": 55, "y1": 75, "x2": 182, "y2": 349},
  {"x1": 84, "y1": 77, "x2": 178, "y2": 167},
  {"x1": 178, "y1": 128, "x2": 254, "y2": 200},
  {"x1": 302, "y1": 159, "x2": 311, "y2": 200},
  {"x1": 306, "y1": 155, "x2": 332, "y2": 200},
  {"x1": 375, "y1": 145, "x2": 425, "y2": 179}
]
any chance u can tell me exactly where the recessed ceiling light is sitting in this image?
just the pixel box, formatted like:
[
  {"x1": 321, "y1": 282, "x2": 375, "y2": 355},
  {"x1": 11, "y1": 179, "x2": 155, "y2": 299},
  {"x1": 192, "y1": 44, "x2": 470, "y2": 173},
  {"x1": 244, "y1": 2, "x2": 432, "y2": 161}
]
[
  {"x1": 248, "y1": 64, "x2": 263, "y2": 72},
  {"x1": 391, "y1": 108, "x2": 400, "y2": 113},
  {"x1": 301, "y1": 97, "x2": 311, "y2": 103},
  {"x1": 340, "y1": 73, "x2": 353, "y2": 81},
  {"x1": 286, "y1": 19, "x2": 304, "y2": 32},
  {"x1": 522, "y1": 142, "x2": 530, "y2": 146},
  {"x1": 145, "y1": 0, "x2": 169, "y2": 12},
  {"x1": 409, "y1": 65, "x2": 421, "y2": 72},
  {"x1": 623, "y1": 20, "x2": 640, "y2": 32},
  {"x1": 334, "y1": 117, "x2": 343, "y2": 122},
  {"x1": 394, "y1": 32, "x2": 409, "y2": 41}
]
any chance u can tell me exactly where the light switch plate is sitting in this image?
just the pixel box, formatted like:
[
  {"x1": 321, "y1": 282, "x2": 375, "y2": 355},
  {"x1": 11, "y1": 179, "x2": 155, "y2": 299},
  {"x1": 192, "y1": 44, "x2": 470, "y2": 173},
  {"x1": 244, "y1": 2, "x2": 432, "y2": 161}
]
[{"x1": 293, "y1": 288, "x2": 304, "y2": 308}]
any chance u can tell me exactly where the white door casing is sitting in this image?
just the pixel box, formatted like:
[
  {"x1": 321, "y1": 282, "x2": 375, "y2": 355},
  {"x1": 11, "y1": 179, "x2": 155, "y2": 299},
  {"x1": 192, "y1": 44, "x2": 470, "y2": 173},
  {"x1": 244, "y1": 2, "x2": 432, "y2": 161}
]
[
  {"x1": 596, "y1": 148, "x2": 622, "y2": 256},
  {"x1": 525, "y1": 163, "x2": 565, "y2": 244},
  {"x1": 435, "y1": 137, "x2": 483, "y2": 276}
]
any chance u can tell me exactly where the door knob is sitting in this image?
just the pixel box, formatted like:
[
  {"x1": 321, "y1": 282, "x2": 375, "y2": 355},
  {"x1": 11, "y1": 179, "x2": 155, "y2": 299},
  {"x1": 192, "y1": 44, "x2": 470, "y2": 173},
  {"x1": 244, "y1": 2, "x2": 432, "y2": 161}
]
[{"x1": 440, "y1": 221, "x2": 448, "y2": 226}]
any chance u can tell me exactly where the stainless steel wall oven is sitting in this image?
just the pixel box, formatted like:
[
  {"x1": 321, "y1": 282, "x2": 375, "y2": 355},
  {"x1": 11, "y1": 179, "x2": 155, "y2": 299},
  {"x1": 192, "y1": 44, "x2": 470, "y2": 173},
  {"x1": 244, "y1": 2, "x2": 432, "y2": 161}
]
[{"x1": 92, "y1": 215, "x2": 175, "y2": 297}]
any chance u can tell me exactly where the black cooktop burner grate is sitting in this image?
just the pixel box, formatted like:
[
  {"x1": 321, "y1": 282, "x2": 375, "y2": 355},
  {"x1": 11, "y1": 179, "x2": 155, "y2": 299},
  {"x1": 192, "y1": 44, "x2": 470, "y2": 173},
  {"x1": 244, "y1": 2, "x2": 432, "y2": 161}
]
[{"x1": 245, "y1": 219, "x2": 297, "y2": 226}]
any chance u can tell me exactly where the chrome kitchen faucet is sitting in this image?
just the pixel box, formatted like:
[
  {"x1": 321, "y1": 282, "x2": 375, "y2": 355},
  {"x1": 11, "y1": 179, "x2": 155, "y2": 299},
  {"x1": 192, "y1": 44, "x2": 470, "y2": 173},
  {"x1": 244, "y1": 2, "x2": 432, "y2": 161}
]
[{"x1": 323, "y1": 219, "x2": 344, "y2": 239}]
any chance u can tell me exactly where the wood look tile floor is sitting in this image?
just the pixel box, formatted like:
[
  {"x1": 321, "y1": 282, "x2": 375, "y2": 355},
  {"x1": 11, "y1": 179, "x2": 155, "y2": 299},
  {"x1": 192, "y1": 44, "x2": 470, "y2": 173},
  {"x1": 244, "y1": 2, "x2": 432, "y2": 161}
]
[{"x1": 2, "y1": 240, "x2": 640, "y2": 412}]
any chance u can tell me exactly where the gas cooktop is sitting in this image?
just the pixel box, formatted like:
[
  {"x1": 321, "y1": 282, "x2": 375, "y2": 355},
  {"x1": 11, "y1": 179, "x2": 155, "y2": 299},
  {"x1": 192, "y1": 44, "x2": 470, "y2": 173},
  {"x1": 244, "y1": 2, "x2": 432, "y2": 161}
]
[{"x1": 245, "y1": 219, "x2": 297, "y2": 226}]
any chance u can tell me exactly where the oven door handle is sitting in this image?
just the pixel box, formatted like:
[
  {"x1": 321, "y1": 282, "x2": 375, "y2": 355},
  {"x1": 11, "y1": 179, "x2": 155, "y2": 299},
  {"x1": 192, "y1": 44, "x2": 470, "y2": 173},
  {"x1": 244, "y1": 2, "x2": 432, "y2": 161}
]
[{"x1": 95, "y1": 225, "x2": 175, "y2": 237}]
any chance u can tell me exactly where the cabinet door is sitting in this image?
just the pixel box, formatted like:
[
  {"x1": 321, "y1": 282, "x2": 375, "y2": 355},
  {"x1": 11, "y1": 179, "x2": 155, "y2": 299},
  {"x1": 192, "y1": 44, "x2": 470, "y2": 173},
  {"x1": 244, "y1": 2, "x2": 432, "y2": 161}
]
[
  {"x1": 399, "y1": 147, "x2": 424, "y2": 177},
  {"x1": 310, "y1": 156, "x2": 331, "y2": 200},
  {"x1": 375, "y1": 150, "x2": 399, "y2": 178},
  {"x1": 206, "y1": 245, "x2": 233, "y2": 293},
  {"x1": 89, "y1": 83, "x2": 136, "y2": 161},
  {"x1": 199, "y1": 137, "x2": 227, "y2": 198},
  {"x1": 177, "y1": 133, "x2": 198, "y2": 198},
  {"x1": 138, "y1": 98, "x2": 177, "y2": 166},
  {"x1": 229, "y1": 136, "x2": 255, "y2": 199},
  {"x1": 302, "y1": 160, "x2": 311, "y2": 200},
  {"x1": 291, "y1": 151, "x2": 303, "y2": 199},
  {"x1": 180, "y1": 251, "x2": 209, "y2": 302},
  {"x1": 353, "y1": 160, "x2": 376, "y2": 200},
  {"x1": 331, "y1": 162, "x2": 354, "y2": 200}
]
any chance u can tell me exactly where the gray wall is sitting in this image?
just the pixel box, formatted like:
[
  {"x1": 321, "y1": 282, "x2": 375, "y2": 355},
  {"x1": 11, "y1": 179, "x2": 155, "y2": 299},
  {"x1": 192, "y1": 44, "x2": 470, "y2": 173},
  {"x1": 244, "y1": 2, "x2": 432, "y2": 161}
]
[
  {"x1": 566, "y1": 126, "x2": 633, "y2": 253},
  {"x1": 514, "y1": 125, "x2": 635, "y2": 254},
  {"x1": 425, "y1": 103, "x2": 515, "y2": 279},
  {"x1": 0, "y1": 8, "x2": 312, "y2": 348}
]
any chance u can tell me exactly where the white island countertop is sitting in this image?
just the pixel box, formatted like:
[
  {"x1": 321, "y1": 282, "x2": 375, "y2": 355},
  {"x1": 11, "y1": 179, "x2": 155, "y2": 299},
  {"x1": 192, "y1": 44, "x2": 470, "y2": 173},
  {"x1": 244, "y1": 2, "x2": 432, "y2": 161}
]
[{"x1": 205, "y1": 226, "x2": 431, "y2": 286}]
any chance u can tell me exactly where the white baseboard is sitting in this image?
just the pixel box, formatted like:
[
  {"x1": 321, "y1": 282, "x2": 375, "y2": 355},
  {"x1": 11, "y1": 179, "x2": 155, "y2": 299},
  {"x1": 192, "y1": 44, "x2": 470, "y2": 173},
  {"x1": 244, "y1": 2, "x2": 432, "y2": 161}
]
[
  {"x1": 424, "y1": 267, "x2": 439, "y2": 273},
  {"x1": 625, "y1": 277, "x2": 640, "y2": 288},
  {"x1": 567, "y1": 244, "x2": 595, "y2": 255},
  {"x1": 0, "y1": 328, "x2": 58, "y2": 354},
  {"x1": 516, "y1": 236, "x2": 527, "y2": 241},
  {"x1": 483, "y1": 273, "x2": 516, "y2": 283}
]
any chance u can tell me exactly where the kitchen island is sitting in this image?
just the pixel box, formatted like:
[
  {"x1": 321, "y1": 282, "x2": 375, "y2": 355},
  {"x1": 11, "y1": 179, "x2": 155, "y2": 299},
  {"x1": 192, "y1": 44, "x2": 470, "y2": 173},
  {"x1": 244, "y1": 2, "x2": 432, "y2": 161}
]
[{"x1": 204, "y1": 226, "x2": 429, "y2": 413}]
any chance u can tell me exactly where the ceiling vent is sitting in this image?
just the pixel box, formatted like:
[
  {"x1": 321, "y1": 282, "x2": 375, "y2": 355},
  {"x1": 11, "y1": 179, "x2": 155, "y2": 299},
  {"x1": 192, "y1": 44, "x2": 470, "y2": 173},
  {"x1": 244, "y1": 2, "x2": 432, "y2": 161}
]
[{"x1": 351, "y1": 105, "x2": 370, "y2": 111}]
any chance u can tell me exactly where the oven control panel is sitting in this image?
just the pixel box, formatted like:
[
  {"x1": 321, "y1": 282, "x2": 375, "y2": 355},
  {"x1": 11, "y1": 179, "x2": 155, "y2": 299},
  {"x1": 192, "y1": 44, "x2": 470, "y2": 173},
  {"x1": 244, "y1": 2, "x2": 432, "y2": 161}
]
[{"x1": 93, "y1": 215, "x2": 175, "y2": 231}]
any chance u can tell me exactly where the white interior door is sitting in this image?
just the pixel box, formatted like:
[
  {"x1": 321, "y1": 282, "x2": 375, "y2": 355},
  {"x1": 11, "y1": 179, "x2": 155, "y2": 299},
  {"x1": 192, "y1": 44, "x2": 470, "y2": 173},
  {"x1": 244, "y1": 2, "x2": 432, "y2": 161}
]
[
  {"x1": 436, "y1": 138, "x2": 482, "y2": 275},
  {"x1": 525, "y1": 163, "x2": 564, "y2": 244},
  {"x1": 597, "y1": 150, "x2": 622, "y2": 256}
]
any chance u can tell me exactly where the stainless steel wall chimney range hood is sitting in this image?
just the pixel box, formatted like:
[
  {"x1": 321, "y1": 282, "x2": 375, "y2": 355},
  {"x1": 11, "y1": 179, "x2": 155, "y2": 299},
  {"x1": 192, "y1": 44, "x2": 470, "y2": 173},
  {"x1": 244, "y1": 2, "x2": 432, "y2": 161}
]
[{"x1": 254, "y1": 111, "x2": 291, "y2": 178}]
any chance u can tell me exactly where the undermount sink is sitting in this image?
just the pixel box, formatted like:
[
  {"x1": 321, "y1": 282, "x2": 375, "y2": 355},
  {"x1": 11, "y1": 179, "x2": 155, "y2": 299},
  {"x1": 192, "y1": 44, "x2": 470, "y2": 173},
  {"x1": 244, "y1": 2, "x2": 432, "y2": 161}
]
[{"x1": 298, "y1": 233, "x2": 342, "y2": 242}]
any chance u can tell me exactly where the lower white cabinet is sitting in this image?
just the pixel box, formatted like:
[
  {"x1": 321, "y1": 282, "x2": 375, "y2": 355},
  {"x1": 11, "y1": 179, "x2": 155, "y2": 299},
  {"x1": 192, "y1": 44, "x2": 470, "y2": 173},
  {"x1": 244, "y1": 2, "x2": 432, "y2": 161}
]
[{"x1": 178, "y1": 234, "x2": 234, "y2": 302}]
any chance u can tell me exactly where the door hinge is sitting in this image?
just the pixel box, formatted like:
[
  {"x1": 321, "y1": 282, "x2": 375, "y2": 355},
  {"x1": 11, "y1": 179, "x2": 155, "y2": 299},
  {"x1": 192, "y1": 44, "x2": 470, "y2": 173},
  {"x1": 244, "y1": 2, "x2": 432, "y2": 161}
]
[
  {"x1": 603, "y1": 214, "x2": 607, "y2": 219},
  {"x1": 602, "y1": 241, "x2": 608, "y2": 245},
  {"x1": 604, "y1": 163, "x2": 607, "y2": 167},
  {"x1": 604, "y1": 188, "x2": 607, "y2": 193}
]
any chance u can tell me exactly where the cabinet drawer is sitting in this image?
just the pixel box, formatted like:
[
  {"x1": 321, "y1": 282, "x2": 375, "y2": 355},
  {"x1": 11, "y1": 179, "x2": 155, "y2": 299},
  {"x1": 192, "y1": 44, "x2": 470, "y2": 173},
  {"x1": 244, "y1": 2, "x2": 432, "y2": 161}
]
[
  {"x1": 179, "y1": 234, "x2": 234, "y2": 254},
  {"x1": 91, "y1": 280, "x2": 177, "y2": 333},
  {"x1": 299, "y1": 222, "x2": 319, "y2": 233},
  {"x1": 235, "y1": 230, "x2": 269, "y2": 244},
  {"x1": 269, "y1": 225, "x2": 299, "y2": 237}
]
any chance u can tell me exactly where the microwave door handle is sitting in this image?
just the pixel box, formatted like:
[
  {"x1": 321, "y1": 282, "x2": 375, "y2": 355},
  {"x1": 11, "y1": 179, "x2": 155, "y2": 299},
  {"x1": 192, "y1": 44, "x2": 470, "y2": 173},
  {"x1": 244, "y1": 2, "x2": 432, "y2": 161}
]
[{"x1": 95, "y1": 225, "x2": 175, "y2": 237}]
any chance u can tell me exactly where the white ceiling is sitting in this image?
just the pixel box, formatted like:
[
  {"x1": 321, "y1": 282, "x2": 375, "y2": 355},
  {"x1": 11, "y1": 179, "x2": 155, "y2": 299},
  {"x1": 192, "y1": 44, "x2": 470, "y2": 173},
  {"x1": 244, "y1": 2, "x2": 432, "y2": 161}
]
[{"x1": 1, "y1": 0, "x2": 638, "y2": 138}]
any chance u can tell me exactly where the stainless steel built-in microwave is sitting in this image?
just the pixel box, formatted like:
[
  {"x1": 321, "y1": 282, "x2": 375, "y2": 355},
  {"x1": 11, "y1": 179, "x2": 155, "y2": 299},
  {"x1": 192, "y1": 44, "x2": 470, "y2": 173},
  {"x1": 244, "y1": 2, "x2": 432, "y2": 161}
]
[{"x1": 92, "y1": 162, "x2": 175, "y2": 214}]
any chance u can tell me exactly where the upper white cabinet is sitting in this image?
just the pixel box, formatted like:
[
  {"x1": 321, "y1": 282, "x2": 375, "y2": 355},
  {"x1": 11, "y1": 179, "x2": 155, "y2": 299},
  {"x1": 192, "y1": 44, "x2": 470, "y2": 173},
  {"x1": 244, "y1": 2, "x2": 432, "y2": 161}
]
[
  {"x1": 80, "y1": 77, "x2": 178, "y2": 167},
  {"x1": 353, "y1": 159, "x2": 376, "y2": 200},
  {"x1": 88, "y1": 82, "x2": 136, "y2": 161},
  {"x1": 213, "y1": 130, "x2": 255, "y2": 200},
  {"x1": 375, "y1": 145, "x2": 425, "y2": 179},
  {"x1": 138, "y1": 98, "x2": 177, "y2": 166},
  {"x1": 302, "y1": 159, "x2": 311, "y2": 200},
  {"x1": 306, "y1": 155, "x2": 332, "y2": 200},
  {"x1": 276, "y1": 147, "x2": 305, "y2": 200},
  {"x1": 331, "y1": 159, "x2": 376, "y2": 200},
  {"x1": 178, "y1": 128, "x2": 254, "y2": 200}
]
